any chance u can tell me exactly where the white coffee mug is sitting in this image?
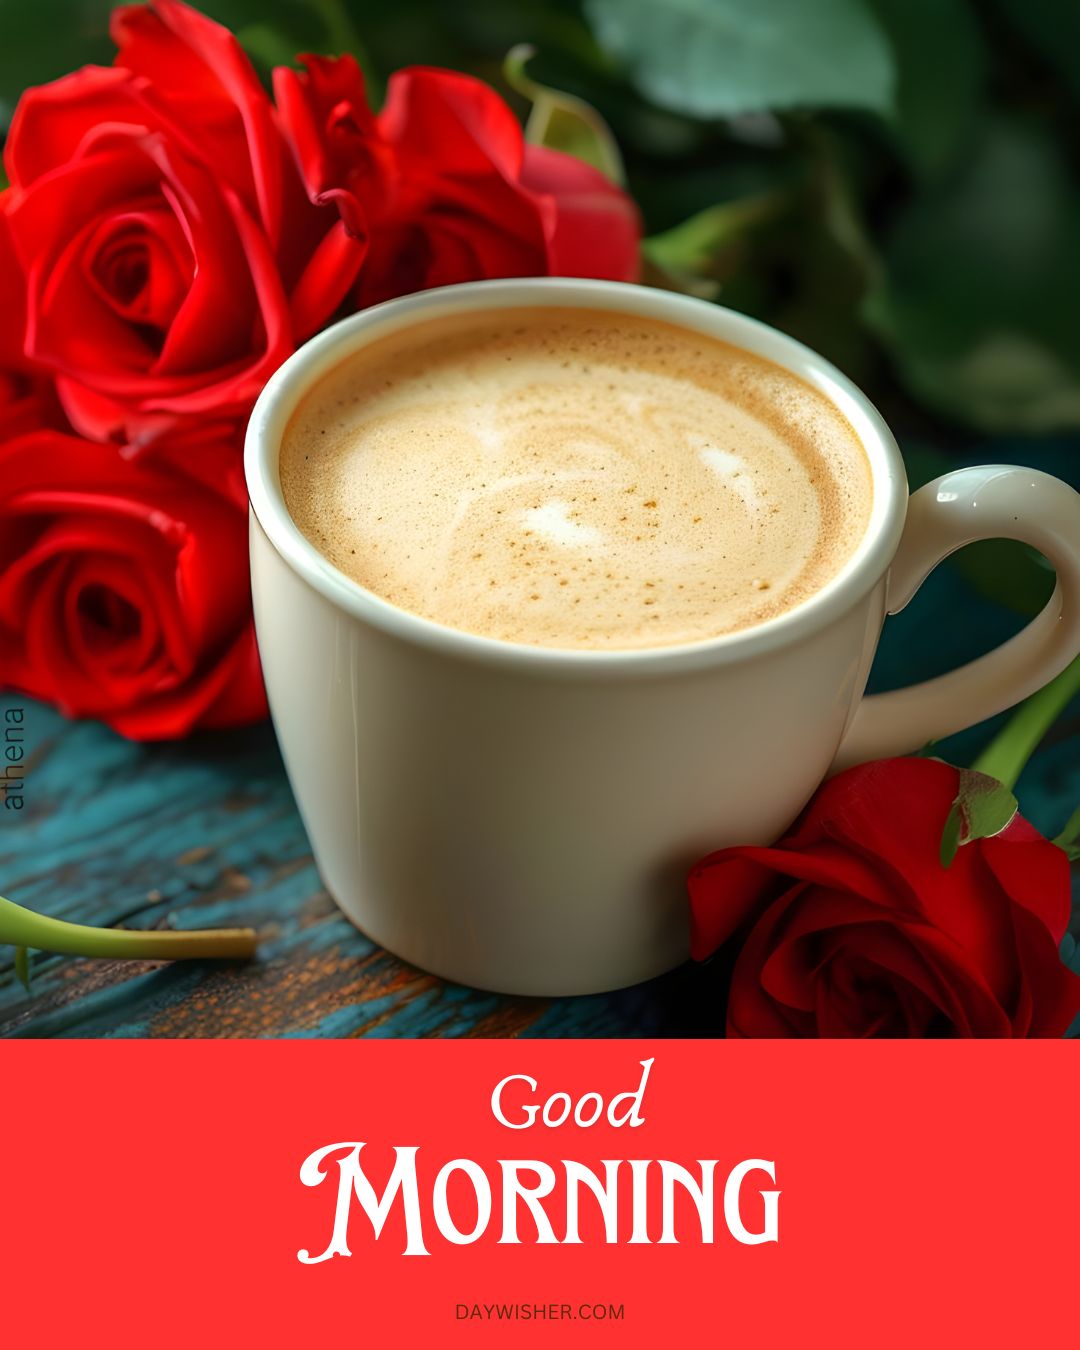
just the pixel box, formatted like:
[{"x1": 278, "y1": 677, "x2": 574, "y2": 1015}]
[{"x1": 245, "y1": 279, "x2": 1080, "y2": 996}]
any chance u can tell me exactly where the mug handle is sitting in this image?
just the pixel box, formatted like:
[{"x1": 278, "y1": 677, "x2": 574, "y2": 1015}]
[{"x1": 832, "y1": 465, "x2": 1080, "y2": 771}]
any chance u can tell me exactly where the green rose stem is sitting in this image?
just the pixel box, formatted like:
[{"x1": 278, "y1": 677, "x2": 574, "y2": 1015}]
[
  {"x1": 0, "y1": 894, "x2": 257, "y2": 966},
  {"x1": 972, "y1": 654, "x2": 1080, "y2": 791}
]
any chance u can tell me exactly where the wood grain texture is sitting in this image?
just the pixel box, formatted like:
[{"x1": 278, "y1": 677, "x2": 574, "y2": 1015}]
[{"x1": 0, "y1": 540, "x2": 1076, "y2": 1039}]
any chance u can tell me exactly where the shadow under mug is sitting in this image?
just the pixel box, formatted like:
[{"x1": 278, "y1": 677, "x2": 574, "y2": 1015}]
[{"x1": 245, "y1": 279, "x2": 1080, "y2": 996}]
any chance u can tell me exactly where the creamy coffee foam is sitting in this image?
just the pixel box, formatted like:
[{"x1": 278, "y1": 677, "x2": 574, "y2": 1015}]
[{"x1": 280, "y1": 308, "x2": 872, "y2": 649}]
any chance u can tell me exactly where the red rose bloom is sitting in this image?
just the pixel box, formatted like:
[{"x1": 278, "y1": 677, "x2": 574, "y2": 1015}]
[
  {"x1": 689, "y1": 758, "x2": 1080, "y2": 1038},
  {"x1": 0, "y1": 431, "x2": 264, "y2": 738},
  {"x1": 2, "y1": 0, "x2": 355, "y2": 441},
  {"x1": 274, "y1": 56, "x2": 641, "y2": 306}
]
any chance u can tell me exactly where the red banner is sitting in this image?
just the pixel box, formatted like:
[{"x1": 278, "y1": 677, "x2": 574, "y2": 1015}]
[{"x1": 3, "y1": 1041, "x2": 1074, "y2": 1344}]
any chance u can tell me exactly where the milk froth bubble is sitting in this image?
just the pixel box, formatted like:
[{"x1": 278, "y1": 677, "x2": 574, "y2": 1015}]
[{"x1": 280, "y1": 308, "x2": 872, "y2": 650}]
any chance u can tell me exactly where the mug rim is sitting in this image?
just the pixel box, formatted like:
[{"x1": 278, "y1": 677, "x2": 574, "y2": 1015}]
[{"x1": 245, "y1": 277, "x2": 907, "y2": 676}]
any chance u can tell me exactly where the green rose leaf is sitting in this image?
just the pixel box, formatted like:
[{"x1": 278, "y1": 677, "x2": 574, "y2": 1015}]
[
  {"x1": 642, "y1": 192, "x2": 787, "y2": 298},
  {"x1": 503, "y1": 44, "x2": 625, "y2": 183},
  {"x1": 940, "y1": 768, "x2": 1019, "y2": 868},
  {"x1": 584, "y1": 0, "x2": 896, "y2": 120},
  {"x1": 13, "y1": 945, "x2": 30, "y2": 991}
]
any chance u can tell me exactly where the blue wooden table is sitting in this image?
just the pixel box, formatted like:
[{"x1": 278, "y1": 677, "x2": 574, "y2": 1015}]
[{"x1": 1, "y1": 444, "x2": 1077, "y2": 1038}]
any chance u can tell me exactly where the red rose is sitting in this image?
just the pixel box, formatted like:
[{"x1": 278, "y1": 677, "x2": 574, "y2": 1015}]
[
  {"x1": 2, "y1": 0, "x2": 356, "y2": 441},
  {"x1": 0, "y1": 431, "x2": 264, "y2": 738},
  {"x1": 689, "y1": 758, "x2": 1080, "y2": 1038},
  {"x1": 275, "y1": 57, "x2": 640, "y2": 307}
]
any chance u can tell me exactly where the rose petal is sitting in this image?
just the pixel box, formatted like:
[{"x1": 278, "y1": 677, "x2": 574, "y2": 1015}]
[
  {"x1": 289, "y1": 218, "x2": 367, "y2": 341},
  {"x1": 112, "y1": 0, "x2": 286, "y2": 244},
  {"x1": 103, "y1": 615, "x2": 266, "y2": 739},
  {"x1": 273, "y1": 54, "x2": 380, "y2": 236},
  {"x1": 688, "y1": 839, "x2": 905, "y2": 960},
  {"x1": 379, "y1": 68, "x2": 526, "y2": 180},
  {"x1": 81, "y1": 205, "x2": 192, "y2": 330},
  {"x1": 3, "y1": 66, "x2": 139, "y2": 188},
  {"x1": 64, "y1": 555, "x2": 161, "y2": 675},
  {"x1": 1007, "y1": 902, "x2": 1080, "y2": 1037},
  {"x1": 980, "y1": 829, "x2": 1072, "y2": 942},
  {"x1": 521, "y1": 144, "x2": 641, "y2": 281}
]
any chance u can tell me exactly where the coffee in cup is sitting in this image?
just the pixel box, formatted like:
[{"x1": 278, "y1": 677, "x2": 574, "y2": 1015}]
[{"x1": 280, "y1": 307, "x2": 872, "y2": 650}]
